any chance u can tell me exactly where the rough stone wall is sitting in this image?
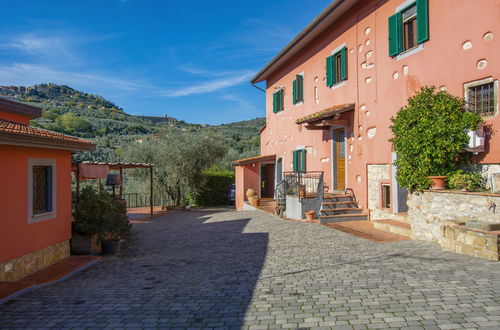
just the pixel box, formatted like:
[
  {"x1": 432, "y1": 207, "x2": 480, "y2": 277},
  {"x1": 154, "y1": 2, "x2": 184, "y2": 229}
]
[
  {"x1": 440, "y1": 225, "x2": 499, "y2": 261},
  {"x1": 367, "y1": 164, "x2": 395, "y2": 220},
  {"x1": 408, "y1": 191, "x2": 500, "y2": 243},
  {"x1": 0, "y1": 240, "x2": 69, "y2": 281}
]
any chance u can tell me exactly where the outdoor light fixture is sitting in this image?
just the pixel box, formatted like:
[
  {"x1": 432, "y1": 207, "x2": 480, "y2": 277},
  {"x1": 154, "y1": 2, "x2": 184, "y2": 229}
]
[{"x1": 105, "y1": 173, "x2": 122, "y2": 196}]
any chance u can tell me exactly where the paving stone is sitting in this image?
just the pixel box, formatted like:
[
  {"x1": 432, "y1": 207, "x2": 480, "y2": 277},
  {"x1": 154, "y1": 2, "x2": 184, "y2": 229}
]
[{"x1": 0, "y1": 209, "x2": 499, "y2": 328}]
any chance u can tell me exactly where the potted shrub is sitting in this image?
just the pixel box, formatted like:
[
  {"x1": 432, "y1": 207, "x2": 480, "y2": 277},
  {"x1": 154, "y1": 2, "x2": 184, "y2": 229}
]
[
  {"x1": 390, "y1": 87, "x2": 482, "y2": 191},
  {"x1": 428, "y1": 176, "x2": 447, "y2": 190},
  {"x1": 447, "y1": 170, "x2": 484, "y2": 191},
  {"x1": 72, "y1": 187, "x2": 106, "y2": 255},
  {"x1": 100, "y1": 195, "x2": 130, "y2": 255}
]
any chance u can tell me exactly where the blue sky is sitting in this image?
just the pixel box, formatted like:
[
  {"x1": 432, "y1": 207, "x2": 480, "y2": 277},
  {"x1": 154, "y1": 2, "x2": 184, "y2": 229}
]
[{"x1": 0, "y1": 0, "x2": 331, "y2": 124}]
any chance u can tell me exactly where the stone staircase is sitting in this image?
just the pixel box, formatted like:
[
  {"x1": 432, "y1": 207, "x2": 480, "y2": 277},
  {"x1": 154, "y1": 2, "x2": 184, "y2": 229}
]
[{"x1": 319, "y1": 193, "x2": 368, "y2": 224}]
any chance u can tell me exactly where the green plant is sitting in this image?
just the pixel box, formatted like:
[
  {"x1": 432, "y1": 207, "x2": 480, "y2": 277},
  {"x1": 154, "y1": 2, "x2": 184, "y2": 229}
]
[
  {"x1": 390, "y1": 87, "x2": 482, "y2": 190},
  {"x1": 195, "y1": 169, "x2": 235, "y2": 206},
  {"x1": 100, "y1": 204, "x2": 130, "y2": 241},
  {"x1": 73, "y1": 187, "x2": 129, "y2": 237},
  {"x1": 447, "y1": 170, "x2": 485, "y2": 191}
]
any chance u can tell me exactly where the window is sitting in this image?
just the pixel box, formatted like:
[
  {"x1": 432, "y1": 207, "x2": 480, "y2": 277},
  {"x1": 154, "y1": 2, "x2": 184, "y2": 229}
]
[
  {"x1": 292, "y1": 149, "x2": 306, "y2": 172},
  {"x1": 28, "y1": 159, "x2": 56, "y2": 222},
  {"x1": 388, "y1": 0, "x2": 429, "y2": 57},
  {"x1": 326, "y1": 46, "x2": 347, "y2": 87},
  {"x1": 292, "y1": 74, "x2": 304, "y2": 104},
  {"x1": 273, "y1": 89, "x2": 284, "y2": 113},
  {"x1": 466, "y1": 80, "x2": 497, "y2": 116},
  {"x1": 381, "y1": 184, "x2": 391, "y2": 209}
]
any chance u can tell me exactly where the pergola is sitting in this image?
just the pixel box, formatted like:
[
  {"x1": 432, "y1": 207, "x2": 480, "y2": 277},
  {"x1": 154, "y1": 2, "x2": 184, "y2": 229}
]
[{"x1": 72, "y1": 161, "x2": 155, "y2": 216}]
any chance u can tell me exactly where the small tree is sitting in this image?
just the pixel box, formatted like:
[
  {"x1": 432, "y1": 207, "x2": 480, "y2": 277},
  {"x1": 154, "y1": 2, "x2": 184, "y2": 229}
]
[{"x1": 390, "y1": 87, "x2": 482, "y2": 190}]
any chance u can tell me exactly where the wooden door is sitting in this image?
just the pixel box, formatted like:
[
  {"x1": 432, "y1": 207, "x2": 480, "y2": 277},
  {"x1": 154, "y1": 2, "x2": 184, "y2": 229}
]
[{"x1": 334, "y1": 128, "x2": 346, "y2": 191}]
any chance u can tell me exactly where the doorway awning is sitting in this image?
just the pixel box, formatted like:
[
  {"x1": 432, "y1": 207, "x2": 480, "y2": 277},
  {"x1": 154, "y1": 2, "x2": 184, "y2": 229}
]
[
  {"x1": 232, "y1": 154, "x2": 276, "y2": 166},
  {"x1": 295, "y1": 103, "x2": 354, "y2": 129}
]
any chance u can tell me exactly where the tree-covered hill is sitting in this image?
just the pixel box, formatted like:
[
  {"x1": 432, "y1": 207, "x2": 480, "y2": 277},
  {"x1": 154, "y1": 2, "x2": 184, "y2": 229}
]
[{"x1": 0, "y1": 83, "x2": 264, "y2": 168}]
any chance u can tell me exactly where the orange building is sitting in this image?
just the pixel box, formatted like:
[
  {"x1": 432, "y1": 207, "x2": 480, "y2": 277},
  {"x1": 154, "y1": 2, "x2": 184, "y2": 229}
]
[
  {"x1": 234, "y1": 0, "x2": 499, "y2": 220},
  {"x1": 0, "y1": 98, "x2": 94, "y2": 281}
]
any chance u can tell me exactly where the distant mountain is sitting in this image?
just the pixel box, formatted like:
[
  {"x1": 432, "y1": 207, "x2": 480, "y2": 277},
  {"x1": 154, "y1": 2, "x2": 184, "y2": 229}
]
[{"x1": 0, "y1": 83, "x2": 264, "y2": 166}]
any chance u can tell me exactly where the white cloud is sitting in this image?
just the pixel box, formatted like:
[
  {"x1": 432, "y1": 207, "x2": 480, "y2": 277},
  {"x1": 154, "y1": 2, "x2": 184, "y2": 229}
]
[
  {"x1": 160, "y1": 72, "x2": 253, "y2": 97},
  {"x1": 0, "y1": 63, "x2": 150, "y2": 91}
]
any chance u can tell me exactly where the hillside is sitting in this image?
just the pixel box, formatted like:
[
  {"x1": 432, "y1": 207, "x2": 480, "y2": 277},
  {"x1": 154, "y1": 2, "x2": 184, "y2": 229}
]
[{"x1": 0, "y1": 84, "x2": 264, "y2": 167}]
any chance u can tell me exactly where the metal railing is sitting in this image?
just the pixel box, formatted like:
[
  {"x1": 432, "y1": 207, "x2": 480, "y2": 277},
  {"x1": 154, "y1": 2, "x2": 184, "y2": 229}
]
[
  {"x1": 123, "y1": 193, "x2": 165, "y2": 208},
  {"x1": 283, "y1": 171, "x2": 324, "y2": 200}
]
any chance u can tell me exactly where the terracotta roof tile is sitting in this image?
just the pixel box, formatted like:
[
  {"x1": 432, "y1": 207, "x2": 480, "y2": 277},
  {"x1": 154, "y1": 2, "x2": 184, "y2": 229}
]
[
  {"x1": 295, "y1": 103, "x2": 355, "y2": 124},
  {"x1": 0, "y1": 119, "x2": 95, "y2": 151}
]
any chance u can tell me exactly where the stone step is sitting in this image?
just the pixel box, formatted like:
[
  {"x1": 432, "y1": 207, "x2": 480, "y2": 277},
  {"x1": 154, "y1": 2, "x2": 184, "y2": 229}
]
[
  {"x1": 322, "y1": 201, "x2": 358, "y2": 209},
  {"x1": 319, "y1": 213, "x2": 368, "y2": 224},
  {"x1": 322, "y1": 194, "x2": 354, "y2": 202},
  {"x1": 321, "y1": 207, "x2": 364, "y2": 215},
  {"x1": 373, "y1": 219, "x2": 412, "y2": 237}
]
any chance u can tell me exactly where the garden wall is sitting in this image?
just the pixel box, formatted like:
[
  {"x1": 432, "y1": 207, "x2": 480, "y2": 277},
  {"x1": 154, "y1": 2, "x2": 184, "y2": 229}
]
[{"x1": 408, "y1": 190, "x2": 500, "y2": 243}]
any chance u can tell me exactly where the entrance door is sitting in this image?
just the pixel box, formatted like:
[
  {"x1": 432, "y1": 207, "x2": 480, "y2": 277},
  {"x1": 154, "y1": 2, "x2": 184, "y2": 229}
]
[{"x1": 333, "y1": 128, "x2": 346, "y2": 191}]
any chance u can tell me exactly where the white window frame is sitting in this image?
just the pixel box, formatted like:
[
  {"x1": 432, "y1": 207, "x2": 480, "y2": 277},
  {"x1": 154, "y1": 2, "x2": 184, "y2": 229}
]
[
  {"x1": 394, "y1": 0, "x2": 425, "y2": 61},
  {"x1": 330, "y1": 42, "x2": 347, "y2": 89},
  {"x1": 28, "y1": 158, "x2": 57, "y2": 223},
  {"x1": 464, "y1": 77, "x2": 498, "y2": 117}
]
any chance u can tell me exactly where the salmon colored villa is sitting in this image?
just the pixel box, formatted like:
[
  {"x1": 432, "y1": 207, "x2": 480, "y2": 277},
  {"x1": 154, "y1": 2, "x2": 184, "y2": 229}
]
[
  {"x1": 0, "y1": 98, "x2": 94, "y2": 281},
  {"x1": 234, "y1": 0, "x2": 500, "y2": 220}
]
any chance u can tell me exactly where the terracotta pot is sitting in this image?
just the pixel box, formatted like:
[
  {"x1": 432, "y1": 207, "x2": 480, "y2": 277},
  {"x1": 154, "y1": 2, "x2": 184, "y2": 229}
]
[
  {"x1": 246, "y1": 188, "x2": 257, "y2": 200},
  {"x1": 251, "y1": 198, "x2": 260, "y2": 206},
  {"x1": 305, "y1": 210, "x2": 315, "y2": 221},
  {"x1": 428, "y1": 176, "x2": 447, "y2": 190},
  {"x1": 299, "y1": 187, "x2": 306, "y2": 198}
]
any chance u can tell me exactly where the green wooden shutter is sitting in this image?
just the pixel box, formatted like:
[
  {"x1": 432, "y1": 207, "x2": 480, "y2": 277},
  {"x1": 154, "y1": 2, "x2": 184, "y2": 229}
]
[
  {"x1": 278, "y1": 89, "x2": 283, "y2": 111},
  {"x1": 416, "y1": 0, "x2": 429, "y2": 43},
  {"x1": 292, "y1": 150, "x2": 298, "y2": 172},
  {"x1": 299, "y1": 149, "x2": 306, "y2": 172},
  {"x1": 297, "y1": 75, "x2": 303, "y2": 102},
  {"x1": 273, "y1": 92, "x2": 277, "y2": 113},
  {"x1": 326, "y1": 55, "x2": 334, "y2": 87},
  {"x1": 388, "y1": 12, "x2": 402, "y2": 56},
  {"x1": 292, "y1": 79, "x2": 297, "y2": 104},
  {"x1": 340, "y1": 47, "x2": 347, "y2": 81}
]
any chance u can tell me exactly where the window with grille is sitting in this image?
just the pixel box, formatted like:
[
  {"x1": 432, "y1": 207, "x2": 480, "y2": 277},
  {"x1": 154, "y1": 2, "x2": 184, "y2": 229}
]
[
  {"x1": 32, "y1": 166, "x2": 52, "y2": 214},
  {"x1": 467, "y1": 82, "x2": 496, "y2": 116},
  {"x1": 29, "y1": 158, "x2": 56, "y2": 222},
  {"x1": 381, "y1": 184, "x2": 391, "y2": 209}
]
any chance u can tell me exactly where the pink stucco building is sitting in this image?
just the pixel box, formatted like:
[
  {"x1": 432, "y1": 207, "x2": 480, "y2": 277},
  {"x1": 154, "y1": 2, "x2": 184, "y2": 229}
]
[{"x1": 234, "y1": 0, "x2": 500, "y2": 221}]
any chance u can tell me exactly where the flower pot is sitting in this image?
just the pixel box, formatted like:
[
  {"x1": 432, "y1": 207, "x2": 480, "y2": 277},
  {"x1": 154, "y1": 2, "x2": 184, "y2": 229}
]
[
  {"x1": 428, "y1": 176, "x2": 447, "y2": 190},
  {"x1": 101, "y1": 240, "x2": 120, "y2": 255},
  {"x1": 71, "y1": 233, "x2": 101, "y2": 255},
  {"x1": 305, "y1": 210, "x2": 315, "y2": 221},
  {"x1": 250, "y1": 197, "x2": 260, "y2": 206},
  {"x1": 299, "y1": 187, "x2": 306, "y2": 198}
]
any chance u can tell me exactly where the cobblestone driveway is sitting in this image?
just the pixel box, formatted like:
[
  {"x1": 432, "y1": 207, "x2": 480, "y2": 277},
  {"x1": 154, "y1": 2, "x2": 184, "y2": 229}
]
[{"x1": 1, "y1": 209, "x2": 500, "y2": 329}]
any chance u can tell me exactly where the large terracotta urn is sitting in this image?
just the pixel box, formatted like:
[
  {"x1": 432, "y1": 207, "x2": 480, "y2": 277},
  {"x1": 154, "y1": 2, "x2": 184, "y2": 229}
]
[
  {"x1": 246, "y1": 188, "x2": 257, "y2": 200},
  {"x1": 428, "y1": 176, "x2": 446, "y2": 190}
]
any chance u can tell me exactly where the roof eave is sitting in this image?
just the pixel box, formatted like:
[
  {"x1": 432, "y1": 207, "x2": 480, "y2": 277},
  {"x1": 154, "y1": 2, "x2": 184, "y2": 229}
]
[
  {"x1": 0, "y1": 98, "x2": 42, "y2": 119},
  {"x1": 250, "y1": 0, "x2": 361, "y2": 85},
  {"x1": 0, "y1": 134, "x2": 95, "y2": 152}
]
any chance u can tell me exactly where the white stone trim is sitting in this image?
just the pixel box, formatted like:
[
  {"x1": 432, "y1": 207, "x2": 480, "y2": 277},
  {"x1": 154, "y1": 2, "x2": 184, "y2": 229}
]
[
  {"x1": 331, "y1": 42, "x2": 346, "y2": 55},
  {"x1": 331, "y1": 80, "x2": 347, "y2": 90},
  {"x1": 396, "y1": 43, "x2": 424, "y2": 61},
  {"x1": 28, "y1": 158, "x2": 57, "y2": 223},
  {"x1": 396, "y1": 0, "x2": 416, "y2": 13}
]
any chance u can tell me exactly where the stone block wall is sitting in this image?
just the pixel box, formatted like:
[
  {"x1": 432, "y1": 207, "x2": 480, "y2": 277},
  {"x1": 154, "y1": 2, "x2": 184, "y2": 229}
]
[
  {"x1": 367, "y1": 164, "x2": 394, "y2": 220},
  {"x1": 408, "y1": 190, "x2": 500, "y2": 243},
  {"x1": 0, "y1": 240, "x2": 69, "y2": 281},
  {"x1": 440, "y1": 225, "x2": 500, "y2": 261}
]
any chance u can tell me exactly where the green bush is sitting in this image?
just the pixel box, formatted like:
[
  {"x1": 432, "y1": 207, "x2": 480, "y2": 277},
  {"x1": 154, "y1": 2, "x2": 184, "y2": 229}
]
[
  {"x1": 447, "y1": 170, "x2": 485, "y2": 191},
  {"x1": 195, "y1": 170, "x2": 235, "y2": 206},
  {"x1": 73, "y1": 186, "x2": 129, "y2": 237},
  {"x1": 390, "y1": 87, "x2": 482, "y2": 190}
]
